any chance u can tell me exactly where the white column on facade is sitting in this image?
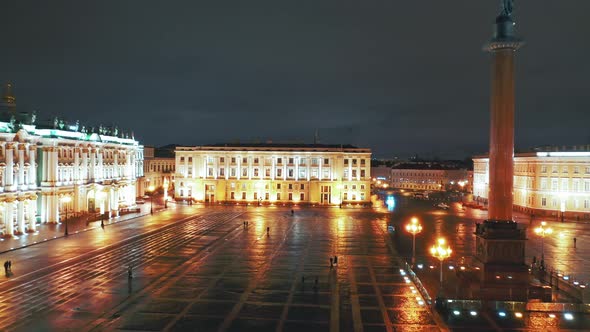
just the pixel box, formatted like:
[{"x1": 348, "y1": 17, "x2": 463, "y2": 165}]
[
  {"x1": 114, "y1": 188, "x2": 120, "y2": 217},
  {"x1": 90, "y1": 148, "x2": 97, "y2": 180},
  {"x1": 49, "y1": 147, "x2": 58, "y2": 183},
  {"x1": 73, "y1": 148, "x2": 80, "y2": 181},
  {"x1": 129, "y1": 150, "x2": 135, "y2": 179},
  {"x1": 319, "y1": 160, "x2": 322, "y2": 181},
  {"x1": 113, "y1": 150, "x2": 118, "y2": 179},
  {"x1": 106, "y1": 189, "x2": 112, "y2": 218},
  {"x1": 307, "y1": 157, "x2": 311, "y2": 181},
  {"x1": 295, "y1": 157, "x2": 299, "y2": 181},
  {"x1": 28, "y1": 197, "x2": 36, "y2": 231},
  {"x1": 5, "y1": 143, "x2": 14, "y2": 188},
  {"x1": 81, "y1": 148, "x2": 88, "y2": 181},
  {"x1": 348, "y1": 161, "x2": 352, "y2": 181},
  {"x1": 283, "y1": 157, "x2": 287, "y2": 180},
  {"x1": 271, "y1": 157, "x2": 275, "y2": 181},
  {"x1": 5, "y1": 201, "x2": 14, "y2": 235},
  {"x1": 42, "y1": 147, "x2": 49, "y2": 182},
  {"x1": 17, "y1": 198, "x2": 25, "y2": 234},
  {"x1": 237, "y1": 156, "x2": 241, "y2": 180},
  {"x1": 18, "y1": 144, "x2": 25, "y2": 187},
  {"x1": 29, "y1": 146, "x2": 36, "y2": 186}
]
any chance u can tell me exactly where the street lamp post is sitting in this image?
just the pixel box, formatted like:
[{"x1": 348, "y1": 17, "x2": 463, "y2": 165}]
[
  {"x1": 61, "y1": 196, "x2": 72, "y2": 236},
  {"x1": 405, "y1": 217, "x2": 422, "y2": 267},
  {"x1": 148, "y1": 185, "x2": 155, "y2": 215},
  {"x1": 430, "y1": 238, "x2": 452, "y2": 286},
  {"x1": 534, "y1": 221, "x2": 553, "y2": 260}
]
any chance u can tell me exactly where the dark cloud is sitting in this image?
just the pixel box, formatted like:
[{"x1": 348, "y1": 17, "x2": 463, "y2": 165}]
[{"x1": 1, "y1": 0, "x2": 589, "y2": 158}]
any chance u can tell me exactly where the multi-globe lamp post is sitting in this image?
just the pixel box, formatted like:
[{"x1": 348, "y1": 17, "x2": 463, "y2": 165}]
[
  {"x1": 61, "y1": 196, "x2": 72, "y2": 236},
  {"x1": 534, "y1": 221, "x2": 553, "y2": 260},
  {"x1": 430, "y1": 238, "x2": 452, "y2": 287},
  {"x1": 405, "y1": 217, "x2": 422, "y2": 267}
]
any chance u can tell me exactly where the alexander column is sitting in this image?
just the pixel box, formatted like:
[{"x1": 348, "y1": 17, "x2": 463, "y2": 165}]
[{"x1": 471, "y1": 0, "x2": 529, "y2": 300}]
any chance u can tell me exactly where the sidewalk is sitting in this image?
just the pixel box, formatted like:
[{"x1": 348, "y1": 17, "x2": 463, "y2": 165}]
[{"x1": 0, "y1": 204, "x2": 164, "y2": 254}]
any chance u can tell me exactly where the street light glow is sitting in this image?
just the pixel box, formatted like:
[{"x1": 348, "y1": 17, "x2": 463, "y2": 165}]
[{"x1": 405, "y1": 217, "x2": 422, "y2": 266}]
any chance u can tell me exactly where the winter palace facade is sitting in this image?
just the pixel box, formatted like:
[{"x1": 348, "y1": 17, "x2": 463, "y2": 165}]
[{"x1": 0, "y1": 84, "x2": 143, "y2": 236}]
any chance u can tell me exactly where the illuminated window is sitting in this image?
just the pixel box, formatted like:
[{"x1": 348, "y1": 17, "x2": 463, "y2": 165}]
[
  {"x1": 230, "y1": 182, "x2": 236, "y2": 189},
  {"x1": 551, "y1": 198, "x2": 557, "y2": 208},
  {"x1": 277, "y1": 183, "x2": 281, "y2": 189},
  {"x1": 288, "y1": 169, "x2": 294, "y2": 178},
  {"x1": 563, "y1": 167, "x2": 568, "y2": 173},
  {"x1": 288, "y1": 193, "x2": 293, "y2": 200},
  {"x1": 299, "y1": 169, "x2": 306, "y2": 179},
  {"x1": 311, "y1": 158, "x2": 318, "y2": 165},
  {"x1": 300, "y1": 184, "x2": 304, "y2": 190},
  {"x1": 551, "y1": 179, "x2": 558, "y2": 191},
  {"x1": 561, "y1": 178, "x2": 568, "y2": 191},
  {"x1": 573, "y1": 180, "x2": 579, "y2": 192},
  {"x1": 311, "y1": 169, "x2": 318, "y2": 178},
  {"x1": 277, "y1": 168, "x2": 282, "y2": 177},
  {"x1": 208, "y1": 168, "x2": 213, "y2": 177},
  {"x1": 242, "y1": 168, "x2": 248, "y2": 177},
  {"x1": 300, "y1": 193, "x2": 304, "y2": 201},
  {"x1": 230, "y1": 168, "x2": 236, "y2": 177},
  {"x1": 540, "y1": 178, "x2": 548, "y2": 190},
  {"x1": 288, "y1": 184, "x2": 293, "y2": 190},
  {"x1": 574, "y1": 166, "x2": 580, "y2": 174},
  {"x1": 343, "y1": 193, "x2": 348, "y2": 200},
  {"x1": 241, "y1": 183, "x2": 247, "y2": 190},
  {"x1": 585, "y1": 181, "x2": 590, "y2": 192},
  {"x1": 230, "y1": 192, "x2": 235, "y2": 199},
  {"x1": 352, "y1": 170, "x2": 357, "y2": 178},
  {"x1": 219, "y1": 168, "x2": 225, "y2": 176},
  {"x1": 361, "y1": 193, "x2": 365, "y2": 200},
  {"x1": 574, "y1": 199, "x2": 579, "y2": 209},
  {"x1": 585, "y1": 199, "x2": 590, "y2": 209},
  {"x1": 343, "y1": 169, "x2": 349, "y2": 178},
  {"x1": 300, "y1": 158, "x2": 306, "y2": 165},
  {"x1": 323, "y1": 169, "x2": 329, "y2": 179},
  {"x1": 552, "y1": 166, "x2": 558, "y2": 173},
  {"x1": 265, "y1": 168, "x2": 270, "y2": 177},
  {"x1": 254, "y1": 168, "x2": 259, "y2": 177},
  {"x1": 361, "y1": 170, "x2": 366, "y2": 178},
  {"x1": 586, "y1": 166, "x2": 590, "y2": 174}
]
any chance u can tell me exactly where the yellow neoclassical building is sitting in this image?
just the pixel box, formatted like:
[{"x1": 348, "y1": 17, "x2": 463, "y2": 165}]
[
  {"x1": 473, "y1": 148, "x2": 590, "y2": 221},
  {"x1": 174, "y1": 144, "x2": 372, "y2": 205}
]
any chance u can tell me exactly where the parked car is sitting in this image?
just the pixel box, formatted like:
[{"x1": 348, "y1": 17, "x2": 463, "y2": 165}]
[{"x1": 435, "y1": 203, "x2": 450, "y2": 210}]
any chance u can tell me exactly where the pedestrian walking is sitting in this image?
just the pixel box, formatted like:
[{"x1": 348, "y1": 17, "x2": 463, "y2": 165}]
[
  {"x1": 334, "y1": 255, "x2": 338, "y2": 265},
  {"x1": 266, "y1": 227, "x2": 270, "y2": 235},
  {"x1": 291, "y1": 209, "x2": 294, "y2": 216},
  {"x1": 329, "y1": 257, "x2": 333, "y2": 268},
  {"x1": 128, "y1": 266, "x2": 133, "y2": 279},
  {"x1": 3, "y1": 261, "x2": 7, "y2": 275},
  {"x1": 574, "y1": 237, "x2": 577, "y2": 248}
]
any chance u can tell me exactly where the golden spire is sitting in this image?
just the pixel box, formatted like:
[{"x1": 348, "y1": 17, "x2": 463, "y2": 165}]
[{"x1": 2, "y1": 82, "x2": 16, "y2": 112}]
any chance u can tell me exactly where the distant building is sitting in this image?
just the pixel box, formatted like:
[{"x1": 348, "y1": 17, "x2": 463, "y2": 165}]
[
  {"x1": 390, "y1": 160, "x2": 471, "y2": 192},
  {"x1": 473, "y1": 146, "x2": 590, "y2": 220},
  {"x1": 371, "y1": 165, "x2": 393, "y2": 189},
  {"x1": 0, "y1": 83, "x2": 143, "y2": 236},
  {"x1": 139, "y1": 145, "x2": 175, "y2": 196},
  {"x1": 174, "y1": 143, "x2": 371, "y2": 205}
]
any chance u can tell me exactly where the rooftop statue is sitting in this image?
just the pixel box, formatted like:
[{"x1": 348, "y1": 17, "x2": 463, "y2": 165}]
[{"x1": 501, "y1": 0, "x2": 513, "y2": 16}]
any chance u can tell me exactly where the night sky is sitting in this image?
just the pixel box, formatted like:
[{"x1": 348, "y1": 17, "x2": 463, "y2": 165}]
[{"x1": 1, "y1": 1, "x2": 589, "y2": 158}]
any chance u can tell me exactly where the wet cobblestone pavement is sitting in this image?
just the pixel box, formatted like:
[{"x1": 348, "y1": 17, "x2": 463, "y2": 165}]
[{"x1": 1, "y1": 206, "x2": 440, "y2": 332}]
